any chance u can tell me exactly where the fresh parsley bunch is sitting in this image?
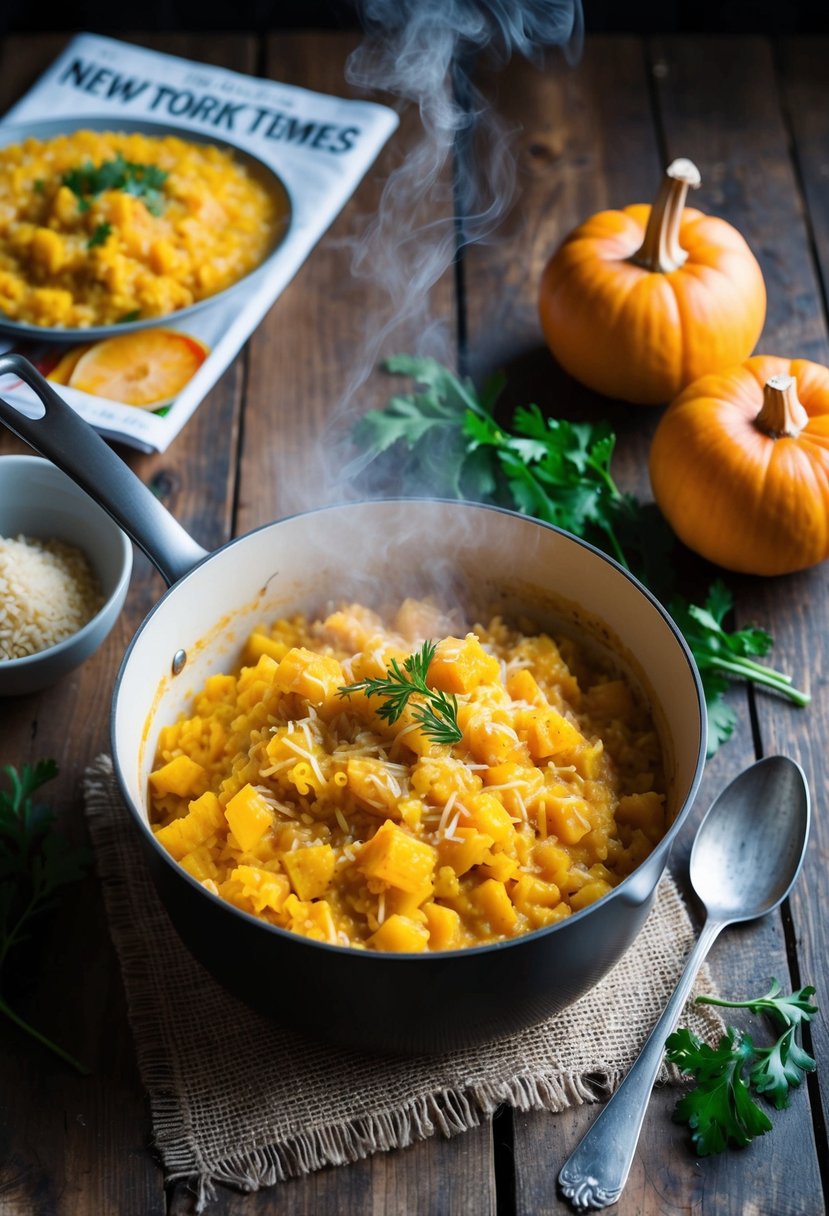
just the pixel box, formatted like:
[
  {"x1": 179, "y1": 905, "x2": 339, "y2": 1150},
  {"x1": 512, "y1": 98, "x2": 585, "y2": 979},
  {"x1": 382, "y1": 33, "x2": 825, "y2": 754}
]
[
  {"x1": 62, "y1": 153, "x2": 169, "y2": 216},
  {"x1": 666, "y1": 980, "x2": 818, "y2": 1154},
  {"x1": 348, "y1": 355, "x2": 809, "y2": 754},
  {"x1": 0, "y1": 761, "x2": 91, "y2": 1073}
]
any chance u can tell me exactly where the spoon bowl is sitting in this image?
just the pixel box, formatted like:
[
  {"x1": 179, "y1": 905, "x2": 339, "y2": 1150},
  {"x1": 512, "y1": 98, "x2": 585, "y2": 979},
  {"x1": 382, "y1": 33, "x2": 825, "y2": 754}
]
[
  {"x1": 559, "y1": 755, "x2": 811, "y2": 1210},
  {"x1": 690, "y1": 756, "x2": 810, "y2": 923}
]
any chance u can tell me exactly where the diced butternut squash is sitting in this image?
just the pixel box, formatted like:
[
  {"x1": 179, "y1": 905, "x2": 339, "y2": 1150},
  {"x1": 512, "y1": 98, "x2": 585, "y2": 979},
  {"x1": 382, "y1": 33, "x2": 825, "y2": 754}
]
[
  {"x1": 283, "y1": 844, "x2": 336, "y2": 901},
  {"x1": 148, "y1": 753, "x2": 206, "y2": 798},
  {"x1": 570, "y1": 878, "x2": 613, "y2": 912},
  {"x1": 459, "y1": 705, "x2": 525, "y2": 765},
  {"x1": 477, "y1": 850, "x2": 520, "y2": 883},
  {"x1": 411, "y1": 756, "x2": 482, "y2": 804},
  {"x1": 573, "y1": 740, "x2": 605, "y2": 780},
  {"x1": 475, "y1": 879, "x2": 518, "y2": 934},
  {"x1": 515, "y1": 707, "x2": 585, "y2": 761},
  {"x1": 154, "y1": 790, "x2": 224, "y2": 860},
  {"x1": 274, "y1": 647, "x2": 344, "y2": 705},
  {"x1": 224, "y1": 783, "x2": 275, "y2": 851},
  {"x1": 179, "y1": 845, "x2": 219, "y2": 883},
  {"x1": 284, "y1": 894, "x2": 337, "y2": 943},
  {"x1": 511, "y1": 873, "x2": 562, "y2": 914},
  {"x1": 427, "y1": 634, "x2": 501, "y2": 694},
  {"x1": 346, "y1": 756, "x2": 402, "y2": 818},
  {"x1": 231, "y1": 864, "x2": 291, "y2": 915},
  {"x1": 506, "y1": 668, "x2": 545, "y2": 705},
  {"x1": 465, "y1": 792, "x2": 516, "y2": 848},
  {"x1": 423, "y1": 901, "x2": 461, "y2": 950},
  {"x1": 542, "y1": 793, "x2": 593, "y2": 845},
  {"x1": 616, "y1": 791, "x2": 665, "y2": 842},
  {"x1": 242, "y1": 631, "x2": 289, "y2": 666},
  {"x1": 585, "y1": 679, "x2": 635, "y2": 719},
  {"x1": 369, "y1": 913, "x2": 430, "y2": 952},
  {"x1": 437, "y1": 827, "x2": 495, "y2": 876},
  {"x1": 533, "y1": 840, "x2": 573, "y2": 887},
  {"x1": 358, "y1": 821, "x2": 437, "y2": 893}
]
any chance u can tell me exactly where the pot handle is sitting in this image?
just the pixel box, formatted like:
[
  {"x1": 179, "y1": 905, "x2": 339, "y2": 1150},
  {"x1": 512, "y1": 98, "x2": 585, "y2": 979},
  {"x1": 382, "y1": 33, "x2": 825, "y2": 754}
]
[{"x1": 0, "y1": 352, "x2": 209, "y2": 586}]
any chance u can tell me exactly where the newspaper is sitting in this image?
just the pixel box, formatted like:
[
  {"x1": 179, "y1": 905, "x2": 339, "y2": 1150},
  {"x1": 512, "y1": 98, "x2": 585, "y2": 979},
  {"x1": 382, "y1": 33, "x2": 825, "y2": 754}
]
[{"x1": 0, "y1": 33, "x2": 398, "y2": 451}]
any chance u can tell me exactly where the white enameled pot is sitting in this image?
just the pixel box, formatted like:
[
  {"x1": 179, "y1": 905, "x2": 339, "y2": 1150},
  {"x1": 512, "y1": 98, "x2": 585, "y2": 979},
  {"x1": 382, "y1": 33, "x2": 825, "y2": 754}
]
[{"x1": 0, "y1": 353, "x2": 706, "y2": 1054}]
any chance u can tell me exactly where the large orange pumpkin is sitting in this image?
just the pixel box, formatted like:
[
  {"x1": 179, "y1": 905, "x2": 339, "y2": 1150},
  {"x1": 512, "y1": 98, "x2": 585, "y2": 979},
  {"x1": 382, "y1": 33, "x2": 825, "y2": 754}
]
[
  {"x1": 649, "y1": 355, "x2": 829, "y2": 575},
  {"x1": 538, "y1": 159, "x2": 766, "y2": 405}
]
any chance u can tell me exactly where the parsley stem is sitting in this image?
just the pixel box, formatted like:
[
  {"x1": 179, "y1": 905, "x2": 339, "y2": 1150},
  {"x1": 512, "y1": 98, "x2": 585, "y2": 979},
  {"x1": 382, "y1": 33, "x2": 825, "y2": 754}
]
[
  {"x1": 0, "y1": 994, "x2": 91, "y2": 1075},
  {"x1": 702, "y1": 656, "x2": 811, "y2": 704}
]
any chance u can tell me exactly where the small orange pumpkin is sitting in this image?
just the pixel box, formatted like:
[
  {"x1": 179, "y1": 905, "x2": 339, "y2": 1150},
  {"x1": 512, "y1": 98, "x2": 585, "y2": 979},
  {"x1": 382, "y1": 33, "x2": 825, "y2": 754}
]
[
  {"x1": 649, "y1": 355, "x2": 829, "y2": 575},
  {"x1": 538, "y1": 159, "x2": 766, "y2": 405}
]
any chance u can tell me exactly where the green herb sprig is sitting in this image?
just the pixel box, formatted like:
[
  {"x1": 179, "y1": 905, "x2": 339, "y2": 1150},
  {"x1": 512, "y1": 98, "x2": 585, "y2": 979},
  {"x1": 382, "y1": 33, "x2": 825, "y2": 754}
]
[
  {"x1": 0, "y1": 761, "x2": 91, "y2": 1073},
  {"x1": 348, "y1": 355, "x2": 809, "y2": 755},
  {"x1": 666, "y1": 980, "x2": 817, "y2": 1154},
  {"x1": 62, "y1": 153, "x2": 168, "y2": 216},
  {"x1": 87, "y1": 221, "x2": 112, "y2": 249},
  {"x1": 338, "y1": 640, "x2": 462, "y2": 746}
]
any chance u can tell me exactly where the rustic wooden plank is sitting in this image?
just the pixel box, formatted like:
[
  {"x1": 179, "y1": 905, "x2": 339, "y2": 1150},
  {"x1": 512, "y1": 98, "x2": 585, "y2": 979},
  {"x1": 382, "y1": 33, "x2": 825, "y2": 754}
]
[
  {"x1": 0, "y1": 31, "x2": 253, "y2": 1216},
  {"x1": 756, "y1": 32, "x2": 829, "y2": 1162},
  {"x1": 645, "y1": 28, "x2": 826, "y2": 1209},
  {"x1": 462, "y1": 31, "x2": 811, "y2": 1216},
  {"x1": 169, "y1": 1127, "x2": 495, "y2": 1216},
  {"x1": 238, "y1": 30, "x2": 458, "y2": 529}
]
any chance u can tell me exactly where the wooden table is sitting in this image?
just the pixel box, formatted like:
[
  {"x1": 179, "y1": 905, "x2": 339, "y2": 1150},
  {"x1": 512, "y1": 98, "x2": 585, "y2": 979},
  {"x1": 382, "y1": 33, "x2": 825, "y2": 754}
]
[{"x1": 1, "y1": 29, "x2": 827, "y2": 1216}]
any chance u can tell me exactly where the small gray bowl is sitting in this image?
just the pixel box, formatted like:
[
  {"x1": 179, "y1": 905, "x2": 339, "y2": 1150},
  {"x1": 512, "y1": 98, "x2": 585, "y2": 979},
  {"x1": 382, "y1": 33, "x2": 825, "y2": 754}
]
[{"x1": 0, "y1": 455, "x2": 132, "y2": 695}]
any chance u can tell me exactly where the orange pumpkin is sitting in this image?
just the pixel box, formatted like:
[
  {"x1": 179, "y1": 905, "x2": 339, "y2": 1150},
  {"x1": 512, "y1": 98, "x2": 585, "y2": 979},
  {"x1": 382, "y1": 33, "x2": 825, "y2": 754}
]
[
  {"x1": 538, "y1": 159, "x2": 766, "y2": 405},
  {"x1": 649, "y1": 355, "x2": 829, "y2": 575}
]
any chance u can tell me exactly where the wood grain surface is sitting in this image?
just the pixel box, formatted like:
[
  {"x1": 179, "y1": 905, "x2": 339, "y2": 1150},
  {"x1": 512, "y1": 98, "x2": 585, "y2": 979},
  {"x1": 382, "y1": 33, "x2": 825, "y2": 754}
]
[{"x1": 0, "y1": 29, "x2": 826, "y2": 1216}]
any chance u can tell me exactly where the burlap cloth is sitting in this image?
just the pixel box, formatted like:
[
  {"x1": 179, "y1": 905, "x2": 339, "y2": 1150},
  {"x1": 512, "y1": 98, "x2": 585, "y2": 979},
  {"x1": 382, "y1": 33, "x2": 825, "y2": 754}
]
[{"x1": 83, "y1": 754, "x2": 724, "y2": 1211}]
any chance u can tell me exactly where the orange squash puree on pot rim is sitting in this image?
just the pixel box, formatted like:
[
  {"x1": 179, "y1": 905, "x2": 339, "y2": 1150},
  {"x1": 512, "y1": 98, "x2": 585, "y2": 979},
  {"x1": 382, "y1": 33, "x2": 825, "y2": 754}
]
[
  {"x1": 0, "y1": 129, "x2": 284, "y2": 328},
  {"x1": 148, "y1": 599, "x2": 666, "y2": 953}
]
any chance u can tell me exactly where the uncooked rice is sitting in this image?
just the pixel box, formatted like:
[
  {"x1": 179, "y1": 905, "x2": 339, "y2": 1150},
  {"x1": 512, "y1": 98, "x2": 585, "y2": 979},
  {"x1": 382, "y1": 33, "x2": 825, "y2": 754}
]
[{"x1": 0, "y1": 533, "x2": 103, "y2": 660}]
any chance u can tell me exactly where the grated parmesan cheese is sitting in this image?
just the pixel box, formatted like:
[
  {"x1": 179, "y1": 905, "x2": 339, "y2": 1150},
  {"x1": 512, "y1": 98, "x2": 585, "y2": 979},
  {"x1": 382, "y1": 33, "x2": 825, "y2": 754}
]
[{"x1": 0, "y1": 533, "x2": 102, "y2": 661}]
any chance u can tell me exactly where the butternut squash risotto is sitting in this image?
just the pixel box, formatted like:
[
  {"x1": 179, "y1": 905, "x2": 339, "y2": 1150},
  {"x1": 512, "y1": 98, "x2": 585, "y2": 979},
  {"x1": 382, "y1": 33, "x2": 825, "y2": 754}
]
[
  {"x1": 149, "y1": 600, "x2": 667, "y2": 952},
  {"x1": 0, "y1": 130, "x2": 286, "y2": 328}
]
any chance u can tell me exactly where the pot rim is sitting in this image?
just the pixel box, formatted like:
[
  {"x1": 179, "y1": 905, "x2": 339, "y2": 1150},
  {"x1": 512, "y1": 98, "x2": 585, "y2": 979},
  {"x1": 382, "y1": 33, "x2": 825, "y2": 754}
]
[{"x1": 110, "y1": 496, "x2": 707, "y2": 961}]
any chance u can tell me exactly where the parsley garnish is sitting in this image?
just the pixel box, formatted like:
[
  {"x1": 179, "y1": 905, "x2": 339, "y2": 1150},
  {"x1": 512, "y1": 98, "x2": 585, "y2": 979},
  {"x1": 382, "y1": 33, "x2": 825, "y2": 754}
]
[
  {"x1": 118, "y1": 309, "x2": 141, "y2": 323},
  {"x1": 666, "y1": 980, "x2": 817, "y2": 1154},
  {"x1": 87, "y1": 221, "x2": 112, "y2": 249},
  {"x1": 348, "y1": 356, "x2": 809, "y2": 755},
  {"x1": 33, "y1": 178, "x2": 45, "y2": 194},
  {"x1": 338, "y1": 640, "x2": 462, "y2": 745},
  {"x1": 62, "y1": 153, "x2": 168, "y2": 216},
  {"x1": 0, "y1": 761, "x2": 91, "y2": 1073}
]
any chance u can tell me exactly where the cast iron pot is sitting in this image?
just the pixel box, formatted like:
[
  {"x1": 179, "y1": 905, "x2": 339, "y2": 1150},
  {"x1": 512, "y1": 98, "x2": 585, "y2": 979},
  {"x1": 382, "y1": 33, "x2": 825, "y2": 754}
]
[{"x1": 0, "y1": 353, "x2": 706, "y2": 1055}]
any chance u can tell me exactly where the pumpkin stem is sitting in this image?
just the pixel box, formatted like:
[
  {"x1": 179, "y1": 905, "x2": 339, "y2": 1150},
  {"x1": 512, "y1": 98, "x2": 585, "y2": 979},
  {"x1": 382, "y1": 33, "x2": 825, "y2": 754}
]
[
  {"x1": 629, "y1": 158, "x2": 701, "y2": 273},
  {"x1": 755, "y1": 375, "x2": 809, "y2": 438}
]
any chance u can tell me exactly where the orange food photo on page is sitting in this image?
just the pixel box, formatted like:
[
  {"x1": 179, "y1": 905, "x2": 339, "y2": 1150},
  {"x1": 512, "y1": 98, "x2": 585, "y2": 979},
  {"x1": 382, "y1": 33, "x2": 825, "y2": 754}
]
[{"x1": 48, "y1": 328, "x2": 209, "y2": 407}]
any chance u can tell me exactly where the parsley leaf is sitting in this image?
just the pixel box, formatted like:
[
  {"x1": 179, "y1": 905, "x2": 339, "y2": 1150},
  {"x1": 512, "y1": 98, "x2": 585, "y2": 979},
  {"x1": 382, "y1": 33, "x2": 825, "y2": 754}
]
[
  {"x1": 696, "y1": 979, "x2": 818, "y2": 1109},
  {"x1": 338, "y1": 640, "x2": 462, "y2": 746},
  {"x1": 667, "y1": 980, "x2": 818, "y2": 1153},
  {"x1": 87, "y1": 221, "x2": 112, "y2": 249},
  {"x1": 347, "y1": 356, "x2": 809, "y2": 754},
  {"x1": 667, "y1": 1026, "x2": 773, "y2": 1154},
  {"x1": 0, "y1": 761, "x2": 91, "y2": 1073},
  {"x1": 62, "y1": 153, "x2": 168, "y2": 216}
]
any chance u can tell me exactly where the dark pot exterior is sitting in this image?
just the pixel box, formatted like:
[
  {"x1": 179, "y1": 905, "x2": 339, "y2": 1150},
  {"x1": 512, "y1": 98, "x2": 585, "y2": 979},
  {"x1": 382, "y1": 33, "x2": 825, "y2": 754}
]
[{"x1": 144, "y1": 827, "x2": 668, "y2": 1055}]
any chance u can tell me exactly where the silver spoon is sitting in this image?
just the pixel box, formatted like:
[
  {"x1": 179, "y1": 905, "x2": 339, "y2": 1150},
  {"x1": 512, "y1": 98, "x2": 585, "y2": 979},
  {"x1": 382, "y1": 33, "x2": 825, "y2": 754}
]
[{"x1": 558, "y1": 754, "x2": 810, "y2": 1210}]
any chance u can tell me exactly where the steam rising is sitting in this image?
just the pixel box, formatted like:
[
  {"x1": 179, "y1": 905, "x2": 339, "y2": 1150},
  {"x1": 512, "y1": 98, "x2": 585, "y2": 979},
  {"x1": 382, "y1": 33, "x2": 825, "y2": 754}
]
[{"x1": 332, "y1": 0, "x2": 583, "y2": 422}]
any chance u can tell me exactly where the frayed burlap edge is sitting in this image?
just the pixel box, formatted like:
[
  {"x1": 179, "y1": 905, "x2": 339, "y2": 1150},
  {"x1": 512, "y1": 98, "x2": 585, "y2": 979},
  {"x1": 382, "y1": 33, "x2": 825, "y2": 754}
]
[
  {"x1": 176, "y1": 1072, "x2": 622, "y2": 1210},
  {"x1": 83, "y1": 754, "x2": 720, "y2": 1212}
]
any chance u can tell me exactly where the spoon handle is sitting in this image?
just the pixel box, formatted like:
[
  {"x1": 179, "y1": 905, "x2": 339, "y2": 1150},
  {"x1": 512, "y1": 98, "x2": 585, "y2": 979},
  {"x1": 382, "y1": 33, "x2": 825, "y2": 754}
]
[{"x1": 558, "y1": 916, "x2": 724, "y2": 1210}]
